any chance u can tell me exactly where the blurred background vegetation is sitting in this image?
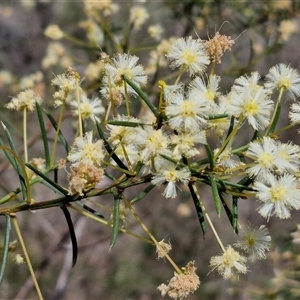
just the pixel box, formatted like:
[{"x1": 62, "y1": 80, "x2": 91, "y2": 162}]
[{"x1": 1, "y1": 1, "x2": 300, "y2": 299}]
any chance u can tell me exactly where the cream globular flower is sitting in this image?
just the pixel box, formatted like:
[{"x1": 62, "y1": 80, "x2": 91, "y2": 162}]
[
  {"x1": 5, "y1": 89, "x2": 43, "y2": 112},
  {"x1": 104, "y1": 53, "x2": 147, "y2": 89},
  {"x1": 231, "y1": 71, "x2": 262, "y2": 94},
  {"x1": 52, "y1": 73, "x2": 74, "y2": 90},
  {"x1": 170, "y1": 131, "x2": 207, "y2": 160},
  {"x1": 274, "y1": 142, "x2": 300, "y2": 174},
  {"x1": 214, "y1": 147, "x2": 240, "y2": 169},
  {"x1": 291, "y1": 224, "x2": 300, "y2": 244},
  {"x1": 42, "y1": 42, "x2": 72, "y2": 70},
  {"x1": 158, "y1": 261, "x2": 200, "y2": 299},
  {"x1": 207, "y1": 98, "x2": 231, "y2": 139},
  {"x1": 245, "y1": 137, "x2": 278, "y2": 179},
  {"x1": 112, "y1": 143, "x2": 139, "y2": 168},
  {"x1": 148, "y1": 24, "x2": 164, "y2": 41},
  {"x1": 83, "y1": 0, "x2": 119, "y2": 17},
  {"x1": 188, "y1": 74, "x2": 221, "y2": 110},
  {"x1": 52, "y1": 72, "x2": 77, "y2": 106},
  {"x1": 70, "y1": 95, "x2": 105, "y2": 123},
  {"x1": 278, "y1": 19, "x2": 297, "y2": 42},
  {"x1": 235, "y1": 224, "x2": 271, "y2": 261},
  {"x1": 107, "y1": 115, "x2": 141, "y2": 147},
  {"x1": 265, "y1": 64, "x2": 300, "y2": 100},
  {"x1": 19, "y1": 71, "x2": 43, "y2": 90},
  {"x1": 27, "y1": 157, "x2": 46, "y2": 180},
  {"x1": 101, "y1": 53, "x2": 147, "y2": 104},
  {"x1": 146, "y1": 38, "x2": 177, "y2": 74},
  {"x1": 166, "y1": 36, "x2": 210, "y2": 76},
  {"x1": 151, "y1": 161, "x2": 191, "y2": 199},
  {"x1": 0, "y1": 70, "x2": 13, "y2": 87},
  {"x1": 130, "y1": 6, "x2": 149, "y2": 30},
  {"x1": 44, "y1": 24, "x2": 64, "y2": 40},
  {"x1": 165, "y1": 91, "x2": 208, "y2": 133},
  {"x1": 253, "y1": 173, "x2": 300, "y2": 220},
  {"x1": 228, "y1": 86, "x2": 274, "y2": 130},
  {"x1": 84, "y1": 60, "x2": 104, "y2": 81},
  {"x1": 67, "y1": 131, "x2": 105, "y2": 167},
  {"x1": 209, "y1": 245, "x2": 248, "y2": 279},
  {"x1": 163, "y1": 82, "x2": 184, "y2": 104},
  {"x1": 245, "y1": 137, "x2": 300, "y2": 179},
  {"x1": 289, "y1": 103, "x2": 300, "y2": 124},
  {"x1": 134, "y1": 127, "x2": 170, "y2": 165},
  {"x1": 80, "y1": 19, "x2": 104, "y2": 45}
]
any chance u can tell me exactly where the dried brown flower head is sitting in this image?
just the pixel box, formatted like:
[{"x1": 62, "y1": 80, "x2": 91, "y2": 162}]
[
  {"x1": 57, "y1": 158, "x2": 66, "y2": 169},
  {"x1": 104, "y1": 88, "x2": 124, "y2": 107},
  {"x1": 204, "y1": 32, "x2": 235, "y2": 64},
  {"x1": 158, "y1": 261, "x2": 200, "y2": 299},
  {"x1": 68, "y1": 162, "x2": 104, "y2": 196},
  {"x1": 156, "y1": 239, "x2": 172, "y2": 260}
]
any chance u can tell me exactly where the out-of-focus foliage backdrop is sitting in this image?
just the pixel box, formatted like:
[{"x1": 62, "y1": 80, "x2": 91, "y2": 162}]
[{"x1": 1, "y1": 1, "x2": 300, "y2": 299}]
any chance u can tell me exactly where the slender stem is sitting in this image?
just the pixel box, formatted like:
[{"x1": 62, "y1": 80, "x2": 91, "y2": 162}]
[
  {"x1": 122, "y1": 196, "x2": 182, "y2": 274},
  {"x1": 0, "y1": 173, "x2": 141, "y2": 214},
  {"x1": 174, "y1": 68, "x2": 186, "y2": 85},
  {"x1": 158, "y1": 80, "x2": 165, "y2": 113},
  {"x1": 107, "y1": 75, "x2": 117, "y2": 118},
  {"x1": 0, "y1": 196, "x2": 67, "y2": 214},
  {"x1": 0, "y1": 215, "x2": 11, "y2": 286},
  {"x1": 69, "y1": 204, "x2": 153, "y2": 244},
  {"x1": 214, "y1": 115, "x2": 244, "y2": 163},
  {"x1": 120, "y1": 141, "x2": 133, "y2": 172},
  {"x1": 102, "y1": 160, "x2": 134, "y2": 176},
  {"x1": 123, "y1": 79, "x2": 130, "y2": 116},
  {"x1": 50, "y1": 104, "x2": 65, "y2": 167},
  {"x1": 23, "y1": 110, "x2": 28, "y2": 163},
  {"x1": 104, "y1": 101, "x2": 112, "y2": 124},
  {"x1": 220, "y1": 163, "x2": 248, "y2": 175},
  {"x1": 0, "y1": 145, "x2": 32, "y2": 204},
  {"x1": 272, "y1": 119, "x2": 297, "y2": 136},
  {"x1": 86, "y1": 199, "x2": 112, "y2": 213},
  {"x1": 92, "y1": 14, "x2": 120, "y2": 53},
  {"x1": 11, "y1": 214, "x2": 43, "y2": 300},
  {"x1": 265, "y1": 87, "x2": 284, "y2": 136},
  {"x1": 191, "y1": 184, "x2": 226, "y2": 252},
  {"x1": 209, "y1": 61, "x2": 216, "y2": 76},
  {"x1": 151, "y1": 158, "x2": 157, "y2": 173},
  {"x1": 63, "y1": 34, "x2": 88, "y2": 46},
  {"x1": 75, "y1": 75, "x2": 83, "y2": 138}
]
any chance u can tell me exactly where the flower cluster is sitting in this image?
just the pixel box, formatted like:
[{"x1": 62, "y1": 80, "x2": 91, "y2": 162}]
[
  {"x1": 61, "y1": 38, "x2": 300, "y2": 293},
  {"x1": 5, "y1": 5, "x2": 300, "y2": 298}
]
